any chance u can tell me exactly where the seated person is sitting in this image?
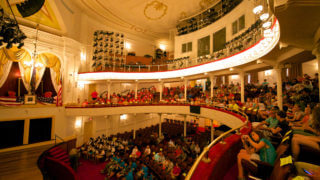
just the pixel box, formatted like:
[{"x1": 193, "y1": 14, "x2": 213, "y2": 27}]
[
  {"x1": 131, "y1": 146, "x2": 139, "y2": 158},
  {"x1": 287, "y1": 104, "x2": 304, "y2": 122},
  {"x1": 143, "y1": 145, "x2": 151, "y2": 156},
  {"x1": 237, "y1": 131, "x2": 277, "y2": 180},
  {"x1": 171, "y1": 162, "x2": 181, "y2": 179},
  {"x1": 228, "y1": 100, "x2": 239, "y2": 111},
  {"x1": 269, "y1": 110, "x2": 290, "y2": 137},
  {"x1": 291, "y1": 106, "x2": 320, "y2": 160},
  {"x1": 253, "y1": 111, "x2": 279, "y2": 138},
  {"x1": 291, "y1": 104, "x2": 311, "y2": 127}
]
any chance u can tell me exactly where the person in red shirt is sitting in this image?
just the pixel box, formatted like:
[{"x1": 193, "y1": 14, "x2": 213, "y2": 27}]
[
  {"x1": 91, "y1": 91, "x2": 98, "y2": 101},
  {"x1": 171, "y1": 162, "x2": 181, "y2": 178}
]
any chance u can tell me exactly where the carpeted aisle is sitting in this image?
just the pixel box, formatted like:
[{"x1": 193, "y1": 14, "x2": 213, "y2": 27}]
[{"x1": 77, "y1": 158, "x2": 107, "y2": 180}]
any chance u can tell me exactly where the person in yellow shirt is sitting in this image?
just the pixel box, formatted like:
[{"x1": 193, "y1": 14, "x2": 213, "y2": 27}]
[{"x1": 228, "y1": 100, "x2": 239, "y2": 111}]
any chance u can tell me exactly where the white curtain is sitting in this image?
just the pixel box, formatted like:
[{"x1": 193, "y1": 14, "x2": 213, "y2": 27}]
[
  {"x1": 0, "y1": 60, "x2": 13, "y2": 88},
  {"x1": 50, "y1": 68, "x2": 59, "y2": 93},
  {"x1": 18, "y1": 62, "x2": 31, "y2": 92},
  {"x1": 35, "y1": 67, "x2": 46, "y2": 90}
]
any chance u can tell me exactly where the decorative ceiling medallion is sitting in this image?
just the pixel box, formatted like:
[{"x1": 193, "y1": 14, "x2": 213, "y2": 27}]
[{"x1": 144, "y1": 0, "x2": 168, "y2": 20}]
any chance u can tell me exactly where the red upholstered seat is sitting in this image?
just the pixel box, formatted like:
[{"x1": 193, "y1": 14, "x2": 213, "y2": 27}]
[
  {"x1": 8, "y1": 91, "x2": 16, "y2": 97},
  {"x1": 44, "y1": 91, "x2": 53, "y2": 98}
]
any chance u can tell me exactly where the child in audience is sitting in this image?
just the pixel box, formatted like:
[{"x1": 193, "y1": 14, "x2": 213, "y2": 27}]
[{"x1": 237, "y1": 131, "x2": 277, "y2": 180}]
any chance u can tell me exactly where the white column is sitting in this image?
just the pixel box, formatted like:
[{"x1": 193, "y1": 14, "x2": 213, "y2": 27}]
[
  {"x1": 210, "y1": 75, "x2": 214, "y2": 98},
  {"x1": 184, "y1": 115, "x2": 187, "y2": 137},
  {"x1": 275, "y1": 68, "x2": 283, "y2": 110},
  {"x1": 211, "y1": 119, "x2": 214, "y2": 142},
  {"x1": 107, "y1": 82, "x2": 111, "y2": 100},
  {"x1": 184, "y1": 80, "x2": 188, "y2": 100},
  {"x1": 159, "y1": 113, "x2": 162, "y2": 137},
  {"x1": 135, "y1": 82, "x2": 138, "y2": 99},
  {"x1": 160, "y1": 82, "x2": 163, "y2": 101},
  {"x1": 133, "y1": 114, "x2": 136, "y2": 139},
  {"x1": 240, "y1": 72, "x2": 245, "y2": 103}
]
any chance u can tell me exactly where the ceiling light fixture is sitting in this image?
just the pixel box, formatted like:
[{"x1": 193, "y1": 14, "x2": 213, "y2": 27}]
[
  {"x1": 253, "y1": 5, "x2": 263, "y2": 14},
  {"x1": 260, "y1": 13, "x2": 269, "y2": 21},
  {"x1": 262, "y1": 21, "x2": 271, "y2": 29}
]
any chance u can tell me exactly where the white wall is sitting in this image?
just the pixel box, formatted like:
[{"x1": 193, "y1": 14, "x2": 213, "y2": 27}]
[
  {"x1": 258, "y1": 69, "x2": 277, "y2": 87},
  {"x1": 174, "y1": 0, "x2": 256, "y2": 59},
  {"x1": 302, "y1": 59, "x2": 318, "y2": 78},
  {"x1": 229, "y1": 75, "x2": 240, "y2": 85}
]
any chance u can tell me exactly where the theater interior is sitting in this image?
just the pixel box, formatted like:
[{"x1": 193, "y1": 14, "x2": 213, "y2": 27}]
[{"x1": 0, "y1": 0, "x2": 320, "y2": 179}]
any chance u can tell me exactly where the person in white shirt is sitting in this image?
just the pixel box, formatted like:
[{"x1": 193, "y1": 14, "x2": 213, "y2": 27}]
[
  {"x1": 131, "y1": 146, "x2": 138, "y2": 158},
  {"x1": 144, "y1": 145, "x2": 151, "y2": 156}
]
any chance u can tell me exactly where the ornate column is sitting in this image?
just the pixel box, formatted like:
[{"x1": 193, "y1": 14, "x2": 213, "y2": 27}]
[
  {"x1": 133, "y1": 114, "x2": 137, "y2": 140},
  {"x1": 159, "y1": 113, "x2": 162, "y2": 137},
  {"x1": 107, "y1": 81, "x2": 111, "y2": 100},
  {"x1": 211, "y1": 119, "x2": 214, "y2": 142},
  {"x1": 210, "y1": 75, "x2": 215, "y2": 98},
  {"x1": 275, "y1": 68, "x2": 283, "y2": 110},
  {"x1": 160, "y1": 82, "x2": 163, "y2": 101},
  {"x1": 184, "y1": 79, "x2": 188, "y2": 100},
  {"x1": 240, "y1": 72, "x2": 245, "y2": 103},
  {"x1": 135, "y1": 82, "x2": 138, "y2": 99}
]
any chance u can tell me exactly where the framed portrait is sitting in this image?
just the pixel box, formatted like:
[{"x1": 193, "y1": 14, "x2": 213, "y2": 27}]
[{"x1": 24, "y1": 95, "x2": 36, "y2": 105}]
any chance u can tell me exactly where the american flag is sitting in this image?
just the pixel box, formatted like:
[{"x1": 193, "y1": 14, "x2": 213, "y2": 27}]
[{"x1": 56, "y1": 77, "x2": 63, "y2": 106}]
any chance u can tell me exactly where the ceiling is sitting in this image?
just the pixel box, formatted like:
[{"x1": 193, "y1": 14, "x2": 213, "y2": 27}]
[
  {"x1": 275, "y1": 0, "x2": 320, "y2": 50},
  {"x1": 71, "y1": 0, "x2": 218, "y2": 39}
]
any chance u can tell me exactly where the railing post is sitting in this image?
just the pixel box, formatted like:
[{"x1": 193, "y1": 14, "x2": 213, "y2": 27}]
[
  {"x1": 148, "y1": 65, "x2": 151, "y2": 72},
  {"x1": 158, "y1": 65, "x2": 160, "y2": 71},
  {"x1": 235, "y1": 129, "x2": 241, "y2": 135},
  {"x1": 219, "y1": 137, "x2": 226, "y2": 144}
]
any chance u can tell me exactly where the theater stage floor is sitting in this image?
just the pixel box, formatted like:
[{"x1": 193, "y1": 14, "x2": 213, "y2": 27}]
[{"x1": 0, "y1": 144, "x2": 53, "y2": 180}]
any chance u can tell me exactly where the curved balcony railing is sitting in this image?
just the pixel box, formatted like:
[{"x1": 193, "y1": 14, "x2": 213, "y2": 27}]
[
  {"x1": 87, "y1": 18, "x2": 264, "y2": 73},
  {"x1": 186, "y1": 110, "x2": 250, "y2": 180},
  {"x1": 80, "y1": 16, "x2": 279, "y2": 80}
]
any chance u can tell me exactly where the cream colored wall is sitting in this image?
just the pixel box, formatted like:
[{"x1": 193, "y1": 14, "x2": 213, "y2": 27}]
[
  {"x1": 302, "y1": 59, "x2": 318, "y2": 78},
  {"x1": 174, "y1": 0, "x2": 256, "y2": 59},
  {"x1": 0, "y1": 107, "x2": 74, "y2": 142},
  {"x1": 258, "y1": 69, "x2": 277, "y2": 87}
]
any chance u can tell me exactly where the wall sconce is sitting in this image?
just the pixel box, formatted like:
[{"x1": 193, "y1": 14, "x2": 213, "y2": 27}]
[
  {"x1": 75, "y1": 117, "x2": 82, "y2": 129},
  {"x1": 159, "y1": 44, "x2": 166, "y2": 51},
  {"x1": 125, "y1": 42, "x2": 131, "y2": 50},
  {"x1": 80, "y1": 52, "x2": 86, "y2": 61}
]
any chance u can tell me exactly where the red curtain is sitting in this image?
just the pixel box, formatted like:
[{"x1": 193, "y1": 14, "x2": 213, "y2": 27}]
[
  {"x1": 0, "y1": 62, "x2": 28, "y2": 97},
  {"x1": 288, "y1": 63, "x2": 302, "y2": 80},
  {"x1": 35, "y1": 68, "x2": 57, "y2": 97}
]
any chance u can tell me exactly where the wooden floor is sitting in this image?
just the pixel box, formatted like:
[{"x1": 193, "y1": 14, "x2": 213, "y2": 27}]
[{"x1": 0, "y1": 144, "x2": 54, "y2": 180}]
